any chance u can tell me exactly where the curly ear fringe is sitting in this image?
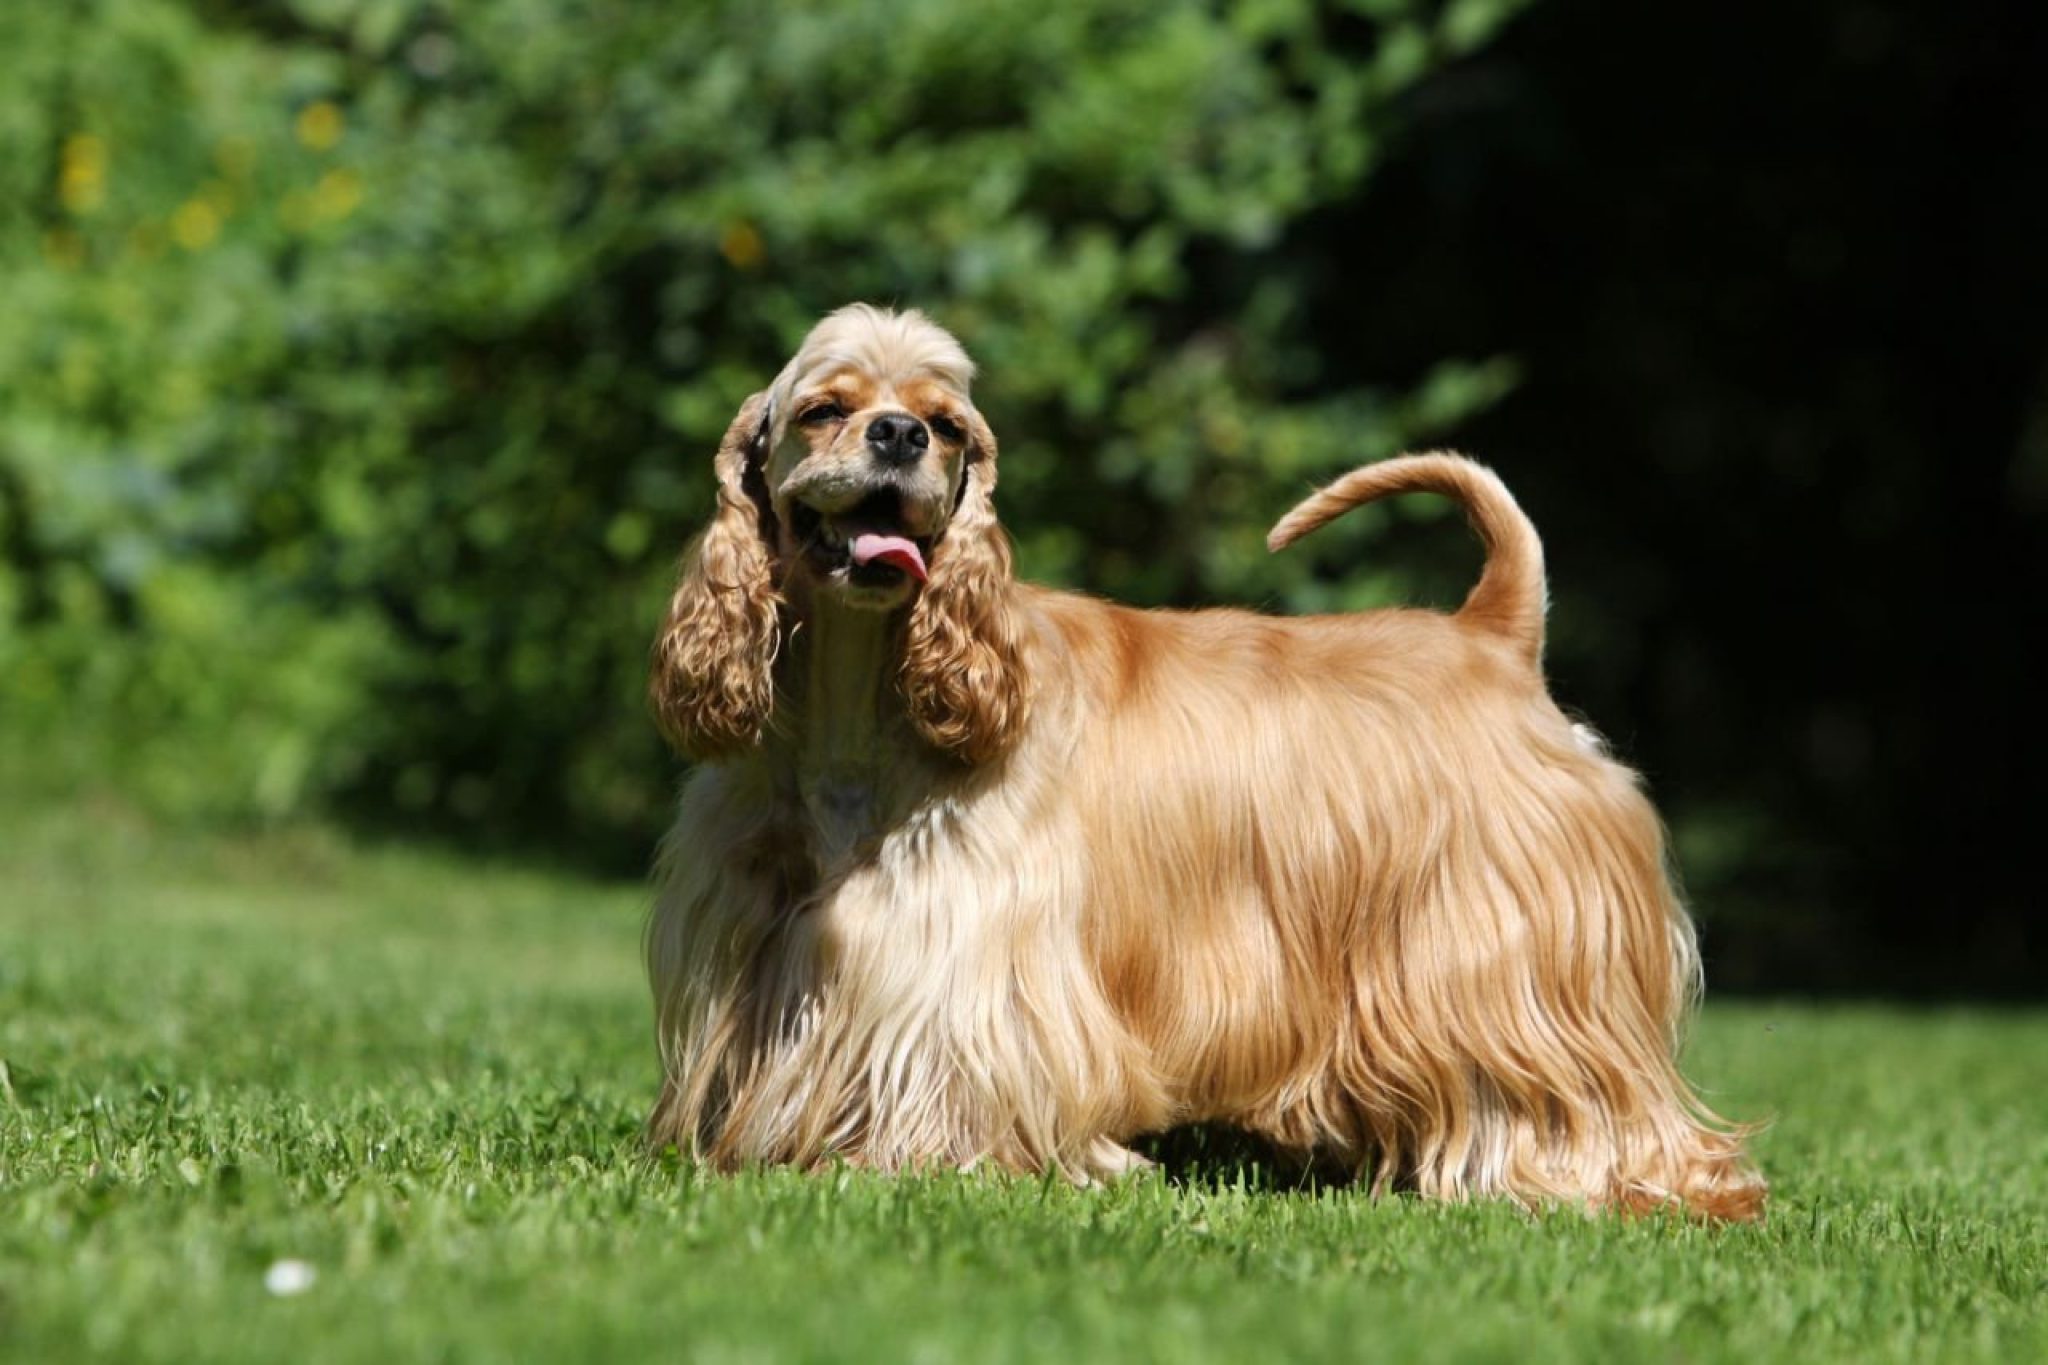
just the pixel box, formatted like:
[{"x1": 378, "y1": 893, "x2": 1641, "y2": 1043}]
[
  {"x1": 900, "y1": 414, "x2": 1029, "y2": 763},
  {"x1": 650, "y1": 394, "x2": 782, "y2": 761}
]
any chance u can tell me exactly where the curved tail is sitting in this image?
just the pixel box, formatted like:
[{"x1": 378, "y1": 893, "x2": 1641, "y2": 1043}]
[{"x1": 1266, "y1": 452, "x2": 1547, "y2": 665}]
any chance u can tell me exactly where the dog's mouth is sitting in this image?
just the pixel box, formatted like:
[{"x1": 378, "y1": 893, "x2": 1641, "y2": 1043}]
[{"x1": 789, "y1": 488, "x2": 932, "y2": 587}]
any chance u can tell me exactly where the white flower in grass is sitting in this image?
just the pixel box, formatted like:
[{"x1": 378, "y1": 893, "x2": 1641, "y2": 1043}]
[{"x1": 264, "y1": 1259, "x2": 317, "y2": 1296}]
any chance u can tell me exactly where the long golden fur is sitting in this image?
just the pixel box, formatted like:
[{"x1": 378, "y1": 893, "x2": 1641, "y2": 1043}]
[{"x1": 646, "y1": 304, "x2": 1765, "y2": 1220}]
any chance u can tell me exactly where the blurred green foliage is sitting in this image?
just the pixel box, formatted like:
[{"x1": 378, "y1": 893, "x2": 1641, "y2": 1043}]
[{"x1": 0, "y1": 0, "x2": 1526, "y2": 853}]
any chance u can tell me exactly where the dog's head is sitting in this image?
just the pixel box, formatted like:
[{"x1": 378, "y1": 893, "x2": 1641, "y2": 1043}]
[
  {"x1": 759, "y1": 304, "x2": 990, "y2": 610},
  {"x1": 652, "y1": 305, "x2": 1027, "y2": 763}
]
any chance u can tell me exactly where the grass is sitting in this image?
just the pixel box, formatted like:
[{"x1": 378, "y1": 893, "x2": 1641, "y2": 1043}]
[{"x1": 1, "y1": 797, "x2": 2042, "y2": 1363}]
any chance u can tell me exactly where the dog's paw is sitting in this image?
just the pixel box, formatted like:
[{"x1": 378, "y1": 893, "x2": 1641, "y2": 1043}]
[{"x1": 1082, "y1": 1137, "x2": 1157, "y2": 1183}]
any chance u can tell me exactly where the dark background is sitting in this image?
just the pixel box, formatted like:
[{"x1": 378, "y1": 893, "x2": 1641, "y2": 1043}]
[
  {"x1": 3, "y1": 0, "x2": 2042, "y2": 996},
  {"x1": 1336, "y1": 0, "x2": 2047, "y2": 994}
]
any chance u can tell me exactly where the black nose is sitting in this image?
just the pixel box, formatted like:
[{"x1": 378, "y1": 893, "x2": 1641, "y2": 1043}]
[{"x1": 865, "y1": 413, "x2": 929, "y2": 466}]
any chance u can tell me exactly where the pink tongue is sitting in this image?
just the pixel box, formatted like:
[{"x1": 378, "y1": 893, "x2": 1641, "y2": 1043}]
[{"x1": 850, "y1": 533, "x2": 928, "y2": 583}]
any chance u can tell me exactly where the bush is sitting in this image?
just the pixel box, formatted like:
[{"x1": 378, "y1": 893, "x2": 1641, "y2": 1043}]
[{"x1": 0, "y1": 0, "x2": 1527, "y2": 857}]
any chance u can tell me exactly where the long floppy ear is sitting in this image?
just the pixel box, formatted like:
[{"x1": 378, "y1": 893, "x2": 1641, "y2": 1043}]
[
  {"x1": 649, "y1": 391, "x2": 782, "y2": 760},
  {"x1": 899, "y1": 407, "x2": 1029, "y2": 762}
]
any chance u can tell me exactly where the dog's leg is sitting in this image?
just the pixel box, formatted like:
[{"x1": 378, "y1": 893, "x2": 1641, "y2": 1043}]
[
  {"x1": 806, "y1": 818, "x2": 1169, "y2": 1177},
  {"x1": 645, "y1": 775, "x2": 823, "y2": 1166},
  {"x1": 1332, "y1": 767, "x2": 1765, "y2": 1220},
  {"x1": 1081, "y1": 1137, "x2": 1157, "y2": 1183}
]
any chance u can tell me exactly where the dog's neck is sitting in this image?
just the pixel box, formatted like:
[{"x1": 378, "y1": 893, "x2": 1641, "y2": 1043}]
[{"x1": 773, "y1": 593, "x2": 919, "y2": 869}]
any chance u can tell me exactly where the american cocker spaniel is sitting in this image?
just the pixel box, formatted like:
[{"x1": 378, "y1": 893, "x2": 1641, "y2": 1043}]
[{"x1": 646, "y1": 304, "x2": 1765, "y2": 1220}]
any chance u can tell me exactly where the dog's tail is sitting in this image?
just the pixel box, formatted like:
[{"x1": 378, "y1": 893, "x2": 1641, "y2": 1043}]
[{"x1": 1266, "y1": 452, "x2": 1547, "y2": 666}]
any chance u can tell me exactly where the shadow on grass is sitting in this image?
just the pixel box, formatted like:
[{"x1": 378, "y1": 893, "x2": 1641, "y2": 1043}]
[{"x1": 1134, "y1": 1125, "x2": 1361, "y2": 1195}]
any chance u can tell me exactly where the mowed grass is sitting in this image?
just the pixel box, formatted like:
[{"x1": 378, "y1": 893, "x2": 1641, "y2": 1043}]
[{"x1": 1, "y1": 799, "x2": 2042, "y2": 1364}]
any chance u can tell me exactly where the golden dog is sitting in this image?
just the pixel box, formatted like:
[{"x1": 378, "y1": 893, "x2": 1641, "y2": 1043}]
[{"x1": 645, "y1": 304, "x2": 1764, "y2": 1219}]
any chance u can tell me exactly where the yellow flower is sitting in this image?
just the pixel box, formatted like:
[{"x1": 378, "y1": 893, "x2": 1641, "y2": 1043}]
[
  {"x1": 62, "y1": 133, "x2": 105, "y2": 173},
  {"x1": 171, "y1": 199, "x2": 221, "y2": 250},
  {"x1": 59, "y1": 169, "x2": 103, "y2": 213},
  {"x1": 311, "y1": 168, "x2": 363, "y2": 222},
  {"x1": 719, "y1": 221, "x2": 764, "y2": 270},
  {"x1": 60, "y1": 133, "x2": 107, "y2": 214},
  {"x1": 295, "y1": 101, "x2": 345, "y2": 151}
]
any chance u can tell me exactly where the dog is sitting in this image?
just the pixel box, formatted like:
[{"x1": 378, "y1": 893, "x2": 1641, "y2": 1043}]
[{"x1": 645, "y1": 303, "x2": 1764, "y2": 1220}]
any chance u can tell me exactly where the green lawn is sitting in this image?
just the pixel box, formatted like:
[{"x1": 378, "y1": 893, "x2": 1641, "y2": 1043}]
[{"x1": 1, "y1": 798, "x2": 2042, "y2": 1363}]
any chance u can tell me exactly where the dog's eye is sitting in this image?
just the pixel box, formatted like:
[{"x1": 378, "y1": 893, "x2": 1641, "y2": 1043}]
[
  {"x1": 928, "y1": 414, "x2": 964, "y2": 443},
  {"x1": 798, "y1": 403, "x2": 844, "y2": 427}
]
